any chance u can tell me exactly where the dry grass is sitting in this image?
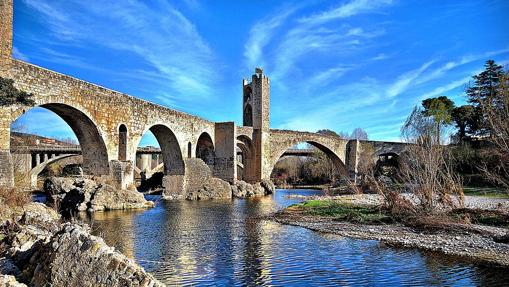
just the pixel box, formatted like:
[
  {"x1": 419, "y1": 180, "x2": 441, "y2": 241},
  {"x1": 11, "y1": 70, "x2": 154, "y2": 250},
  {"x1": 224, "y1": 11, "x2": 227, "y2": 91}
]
[{"x1": 0, "y1": 186, "x2": 32, "y2": 221}]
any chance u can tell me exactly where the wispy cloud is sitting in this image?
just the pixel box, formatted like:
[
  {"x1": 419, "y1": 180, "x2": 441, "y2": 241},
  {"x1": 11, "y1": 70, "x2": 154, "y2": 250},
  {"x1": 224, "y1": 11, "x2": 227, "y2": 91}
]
[
  {"x1": 386, "y1": 60, "x2": 435, "y2": 98},
  {"x1": 22, "y1": 0, "x2": 217, "y2": 103},
  {"x1": 12, "y1": 47, "x2": 29, "y2": 61},
  {"x1": 244, "y1": 5, "x2": 301, "y2": 69},
  {"x1": 419, "y1": 75, "x2": 475, "y2": 101},
  {"x1": 244, "y1": 0, "x2": 391, "y2": 81},
  {"x1": 416, "y1": 48, "x2": 509, "y2": 85},
  {"x1": 299, "y1": 0, "x2": 393, "y2": 25}
]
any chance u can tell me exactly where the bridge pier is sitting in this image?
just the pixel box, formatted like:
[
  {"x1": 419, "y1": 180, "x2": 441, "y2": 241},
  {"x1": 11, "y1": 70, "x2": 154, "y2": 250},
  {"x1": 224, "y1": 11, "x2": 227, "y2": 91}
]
[
  {"x1": 109, "y1": 160, "x2": 134, "y2": 190},
  {"x1": 0, "y1": 151, "x2": 14, "y2": 187},
  {"x1": 140, "y1": 154, "x2": 152, "y2": 173}
]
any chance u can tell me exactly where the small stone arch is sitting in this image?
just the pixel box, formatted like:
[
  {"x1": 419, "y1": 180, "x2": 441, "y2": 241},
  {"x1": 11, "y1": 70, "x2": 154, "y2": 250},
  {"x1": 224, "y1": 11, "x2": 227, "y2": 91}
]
[
  {"x1": 187, "y1": 142, "x2": 192, "y2": 158},
  {"x1": 236, "y1": 135, "x2": 256, "y2": 182},
  {"x1": 29, "y1": 154, "x2": 81, "y2": 188},
  {"x1": 196, "y1": 132, "x2": 215, "y2": 165},
  {"x1": 118, "y1": 124, "x2": 128, "y2": 161}
]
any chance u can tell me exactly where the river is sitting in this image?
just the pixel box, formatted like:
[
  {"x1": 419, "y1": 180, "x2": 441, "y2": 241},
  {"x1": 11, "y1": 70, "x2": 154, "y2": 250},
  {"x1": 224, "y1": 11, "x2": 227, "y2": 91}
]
[{"x1": 87, "y1": 189, "x2": 508, "y2": 286}]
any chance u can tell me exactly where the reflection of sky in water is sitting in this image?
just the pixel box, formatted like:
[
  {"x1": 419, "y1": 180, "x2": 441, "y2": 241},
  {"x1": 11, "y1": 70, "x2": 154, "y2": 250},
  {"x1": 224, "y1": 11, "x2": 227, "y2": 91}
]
[{"x1": 89, "y1": 190, "x2": 508, "y2": 286}]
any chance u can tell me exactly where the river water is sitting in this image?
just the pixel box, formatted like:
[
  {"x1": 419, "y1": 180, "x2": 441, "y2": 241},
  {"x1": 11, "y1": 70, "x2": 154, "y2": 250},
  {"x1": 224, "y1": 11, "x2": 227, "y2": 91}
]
[{"x1": 88, "y1": 189, "x2": 508, "y2": 286}]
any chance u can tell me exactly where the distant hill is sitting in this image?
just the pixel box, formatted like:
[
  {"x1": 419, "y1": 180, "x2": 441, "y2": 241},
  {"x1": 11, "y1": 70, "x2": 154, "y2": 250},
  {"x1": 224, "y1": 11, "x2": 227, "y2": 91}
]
[{"x1": 10, "y1": 132, "x2": 78, "y2": 148}]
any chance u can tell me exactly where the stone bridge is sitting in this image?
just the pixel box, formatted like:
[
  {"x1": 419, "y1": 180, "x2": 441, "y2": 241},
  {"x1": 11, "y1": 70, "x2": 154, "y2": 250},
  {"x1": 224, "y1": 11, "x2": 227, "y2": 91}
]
[{"x1": 0, "y1": 0, "x2": 408, "y2": 194}]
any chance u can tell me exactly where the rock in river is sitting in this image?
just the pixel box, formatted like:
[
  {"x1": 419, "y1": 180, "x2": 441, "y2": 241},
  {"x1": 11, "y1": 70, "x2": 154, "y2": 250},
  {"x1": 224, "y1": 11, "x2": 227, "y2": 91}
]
[{"x1": 43, "y1": 177, "x2": 154, "y2": 213}]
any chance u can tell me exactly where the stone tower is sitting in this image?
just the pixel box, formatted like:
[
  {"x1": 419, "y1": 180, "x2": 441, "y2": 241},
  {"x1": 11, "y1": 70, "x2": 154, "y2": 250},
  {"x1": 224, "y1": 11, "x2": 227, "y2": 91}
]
[
  {"x1": 0, "y1": 0, "x2": 13, "y2": 70},
  {"x1": 0, "y1": 0, "x2": 13, "y2": 187},
  {"x1": 242, "y1": 67, "x2": 270, "y2": 131},
  {"x1": 242, "y1": 68, "x2": 271, "y2": 180}
]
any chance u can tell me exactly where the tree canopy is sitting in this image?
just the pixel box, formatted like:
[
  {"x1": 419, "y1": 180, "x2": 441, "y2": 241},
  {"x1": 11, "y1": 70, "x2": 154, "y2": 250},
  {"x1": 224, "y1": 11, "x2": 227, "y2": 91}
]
[{"x1": 0, "y1": 77, "x2": 35, "y2": 106}]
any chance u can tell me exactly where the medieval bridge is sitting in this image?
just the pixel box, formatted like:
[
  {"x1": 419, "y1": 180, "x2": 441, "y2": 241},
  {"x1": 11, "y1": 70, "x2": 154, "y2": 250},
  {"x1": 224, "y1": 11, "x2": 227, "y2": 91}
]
[{"x1": 0, "y1": 0, "x2": 406, "y2": 193}]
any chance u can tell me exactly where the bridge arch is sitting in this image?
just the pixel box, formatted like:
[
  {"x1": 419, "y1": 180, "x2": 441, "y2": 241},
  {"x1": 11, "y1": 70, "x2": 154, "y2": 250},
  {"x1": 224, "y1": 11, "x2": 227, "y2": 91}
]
[
  {"x1": 136, "y1": 124, "x2": 185, "y2": 176},
  {"x1": 29, "y1": 154, "x2": 82, "y2": 188},
  {"x1": 269, "y1": 136, "x2": 349, "y2": 181},
  {"x1": 196, "y1": 132, "x2": 215, "y2": 165},
  {"x1": 11, "y1": 103, "x2": 110, "y2": 176},
  {"x1": 236, "y1": 135, "x2": 256, "y2": 182}
]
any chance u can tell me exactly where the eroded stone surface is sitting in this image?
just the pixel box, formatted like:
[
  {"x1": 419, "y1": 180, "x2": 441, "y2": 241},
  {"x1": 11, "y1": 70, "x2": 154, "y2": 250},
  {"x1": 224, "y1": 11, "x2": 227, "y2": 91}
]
[
  {"x1": 0, "y1": 202, "x2": 164, "y2": 287},
  {"x1": 20, "y1": 224, "x2": 163, "y2": 287}
]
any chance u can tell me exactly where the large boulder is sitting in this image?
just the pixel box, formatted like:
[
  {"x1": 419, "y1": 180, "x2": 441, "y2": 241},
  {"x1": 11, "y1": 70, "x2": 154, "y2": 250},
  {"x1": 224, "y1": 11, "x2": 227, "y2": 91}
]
[
  {"x1": 43, "y1": 177, "x2": 97, "y2": 211},
  {"x1": 90, "y1": 185, "x2": 154, "y2": 211},
  {"x1": 165, "y1": 159, "x2": 232, "y2": 201},
  {"x1": 231, "y1": 180, "x2": 275, "y2": 198},
  {"x1": 16, "y1": 223, "x2": 163, "y2": 287},
  {"x1": 43, "y1": 177, "x2": 154, "y2": 213},
  {"x1": 186, "y1": 178, "x2": 232, "y2": 200},
  {"x1": 1, "y1": 205, "x2": 163, "y2": 287}
]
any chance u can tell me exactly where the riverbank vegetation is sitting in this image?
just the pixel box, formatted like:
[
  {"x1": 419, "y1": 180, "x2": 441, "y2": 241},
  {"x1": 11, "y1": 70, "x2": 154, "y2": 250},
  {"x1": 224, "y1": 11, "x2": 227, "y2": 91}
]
[
  {"x1": 286, "y1": 198, "x2": 509, "y2": 229},
  {"x1": 275, "y1": 60, "x2": 509, "y2": 265}
]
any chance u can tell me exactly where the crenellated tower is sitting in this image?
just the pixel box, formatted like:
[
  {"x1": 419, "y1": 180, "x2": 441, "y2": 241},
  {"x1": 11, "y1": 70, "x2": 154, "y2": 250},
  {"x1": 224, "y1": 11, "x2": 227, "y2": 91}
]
[
  {"x1": 242, "y1": 68, "x2": 271, "y2": 181},
  {"x1": 242, "y1": 67, "x2": 270, "y2": 131}
]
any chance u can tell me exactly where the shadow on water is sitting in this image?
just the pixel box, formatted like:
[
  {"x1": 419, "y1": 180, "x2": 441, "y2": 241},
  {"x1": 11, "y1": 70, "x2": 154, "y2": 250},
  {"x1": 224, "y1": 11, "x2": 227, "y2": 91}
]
[{"x1": 87, "y1": 190, "x2": 509, "y2": 286}]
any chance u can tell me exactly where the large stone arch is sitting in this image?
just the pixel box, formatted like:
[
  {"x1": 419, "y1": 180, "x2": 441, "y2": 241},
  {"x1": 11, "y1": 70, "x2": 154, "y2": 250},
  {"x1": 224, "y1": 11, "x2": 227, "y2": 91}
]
[
  {"x1": 268, "y1": 131, "x2": 350, "y2": 180},
  {"x1": 11, "y1": 103, "x2": 110, "y2": 176},
  {"x1": 195, "y1": 132, "x2": 215, "y2": 166},
  {"x1": 135, "y1": 124, "x2": 185, "y2": 176}
]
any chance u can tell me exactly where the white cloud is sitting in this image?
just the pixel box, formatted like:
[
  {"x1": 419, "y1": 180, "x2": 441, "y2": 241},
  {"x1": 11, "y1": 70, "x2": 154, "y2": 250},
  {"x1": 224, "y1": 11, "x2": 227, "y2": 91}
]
[
  {"x1": 371, "y1": 53, "x2": 390, "y2": 61},
  {"x1": 418, "y1": 75, "x2": 474, "y2": 101},
  {"x1": 386, "y1": 60, "x2": 434, "y2": 98},
  {"x1": 244, "y1": 5, "x2": 301, "y2": 69},
  {"x1": 416, "y1": 48, "x2": 509, "y2": 85},
  {"x1": 299, "y1": 0, "x2": 393, "y2": 25}
]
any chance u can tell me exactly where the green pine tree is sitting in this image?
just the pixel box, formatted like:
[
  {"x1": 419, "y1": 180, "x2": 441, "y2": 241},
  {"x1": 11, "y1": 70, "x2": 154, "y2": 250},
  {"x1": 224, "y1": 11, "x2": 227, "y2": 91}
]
[
  {"x1": 466, "y1": 60, "x2": 503, "y2": 136},
  {"x1": 0, "y1": 77, "x2": 35, "y2": 106}
]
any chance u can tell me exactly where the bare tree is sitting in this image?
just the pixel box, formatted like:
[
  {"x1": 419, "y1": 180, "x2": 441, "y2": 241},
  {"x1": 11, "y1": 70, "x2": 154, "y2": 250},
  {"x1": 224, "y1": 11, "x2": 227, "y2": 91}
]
[
  {"x1": 350, "y1": 128, "x2": 368, "y2": 140},
  {"x1": 400, "y1": 107, "x2": 464, "y2": 212}
]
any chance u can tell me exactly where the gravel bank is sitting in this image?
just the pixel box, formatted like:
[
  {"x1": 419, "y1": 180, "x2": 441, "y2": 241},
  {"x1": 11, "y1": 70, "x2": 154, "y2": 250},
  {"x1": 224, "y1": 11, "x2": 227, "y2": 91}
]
[
  {"x1": 274, "y1": 194, "x2": 509, "y2": 267},
  {"x1": 284, "y1": 194, "x2": 509, "y2": 210}
]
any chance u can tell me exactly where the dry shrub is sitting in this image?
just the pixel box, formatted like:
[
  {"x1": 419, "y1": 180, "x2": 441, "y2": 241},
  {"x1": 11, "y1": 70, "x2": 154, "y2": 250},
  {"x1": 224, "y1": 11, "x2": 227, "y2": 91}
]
[
  {"x1": 0, "y1": 186, "x2": 31, "y2": 208},
  {"x1": 0, "y1": 187, "x2": 31, "y2": 221},
  {"x1": 365, "y1": 175, "x2": 416, "y2": 218}
]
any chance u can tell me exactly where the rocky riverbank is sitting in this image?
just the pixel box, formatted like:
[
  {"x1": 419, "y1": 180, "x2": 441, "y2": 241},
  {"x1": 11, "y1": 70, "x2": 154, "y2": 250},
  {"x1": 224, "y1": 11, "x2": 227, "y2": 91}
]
[
  {"x1": 271, "y1": 195, "x2": 509, "y2": 267},
  {"x1": 0, "y1": 202, "x2": 163, "y2": 286}
]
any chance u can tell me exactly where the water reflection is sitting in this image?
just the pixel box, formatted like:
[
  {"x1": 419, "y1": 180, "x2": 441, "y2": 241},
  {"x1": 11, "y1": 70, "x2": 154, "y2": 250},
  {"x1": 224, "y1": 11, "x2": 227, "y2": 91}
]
[{"x1": 88, "y1": 190, "x2": 509, "y2": 286}]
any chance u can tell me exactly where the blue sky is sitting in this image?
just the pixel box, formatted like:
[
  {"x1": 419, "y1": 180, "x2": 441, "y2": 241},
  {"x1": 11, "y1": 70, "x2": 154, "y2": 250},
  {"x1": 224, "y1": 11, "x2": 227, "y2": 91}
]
[{"x1": 11, "y1": 0, "x2": 509, "y2": 146}]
